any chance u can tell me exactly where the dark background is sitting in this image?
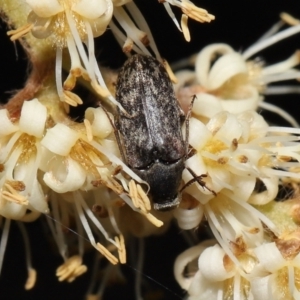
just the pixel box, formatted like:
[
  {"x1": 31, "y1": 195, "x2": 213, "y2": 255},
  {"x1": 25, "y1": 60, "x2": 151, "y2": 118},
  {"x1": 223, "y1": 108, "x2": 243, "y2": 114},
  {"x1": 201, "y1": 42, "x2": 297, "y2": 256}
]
[{"x1": 0, "y1": 1, "x2": 299, "y2": 299}]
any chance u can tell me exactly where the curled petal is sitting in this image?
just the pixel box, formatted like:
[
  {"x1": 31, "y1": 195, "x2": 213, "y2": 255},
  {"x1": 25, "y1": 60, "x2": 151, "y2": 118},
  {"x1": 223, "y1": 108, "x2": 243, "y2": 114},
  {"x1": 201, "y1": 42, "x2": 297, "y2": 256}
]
[
  {"x1": 248, "y1": 175, "x2": 278, "y2": 205},
  {"x1": 28, "y1": 179, "x2": 49, "y2": 213},
  {"x1": 90, "y1": 1, "x2": 113, "y2": 37},
  {"x1": 0, "y1": 109, "x2": 18, "y2": 137},
  {"x1": 237, "y1": 111, "x2": 269, "y2": 141},
  {"x1": 220, "y1": 86, "x2": 260, "y2": 114},
  {"x1": 26, "y1": 0, "x2": 63, "y2": 18},
  {"x1": 19, "y1": 99, "x2": 47, "y2": 138},
  {"x1": 207, "y1": 111, "x2": 242, "y2": 142},
  {"x1": 254, "y1": 242, "x2": 285, "y2": 273},
  {"x1": 174, "y1": 243, "x2": 207, "y2": 290},
  {"x1": 198, "y1": 244, "x2": 235, "y2": 281},
  {"x1": 193, "y1": 93, "x2": 223, "y2": 119},
  {"x1": 85, "y1": 107, "x2": 113, "y2": 139},
  {"x1": 251, "y1": 275, "x2": 273, "y2": 300},
  {"x1": 43, "y1": 158, "x2": 86, "y2": 193},
  {"x1": 188, "y1": 117, "x2": 211, "y2": 150},
  {"x1": 72, "y1": 0, "x2": 109, "y2": 20},
  {"x1": 174, "y1": 205, "x2": 204, "y2": 230},
  {"x1": 195, "y1": 44, "x2": 235, "y2": 89},
  {"x1": 41, "y1": 124, "x2": 79, "y2": 156},
  {"x1": 28, "y1": 12, "x2": 53, "y2": 39},
  {"x1": 0, "y1": 201, "x2": 27, "y2": 220},
  {"x1": 188, "y1": 270, "x2": 222, "y2": 298},
  {"x1": 206, "y1": 52, "x2": 247, "y2": 90}
]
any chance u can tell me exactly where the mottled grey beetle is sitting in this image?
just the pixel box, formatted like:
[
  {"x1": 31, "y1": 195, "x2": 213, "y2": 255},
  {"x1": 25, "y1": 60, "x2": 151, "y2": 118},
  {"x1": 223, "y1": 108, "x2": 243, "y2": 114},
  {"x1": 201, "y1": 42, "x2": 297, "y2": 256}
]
[{"x1": 115, "y1": 54, "x2": 186, "y2": 211}]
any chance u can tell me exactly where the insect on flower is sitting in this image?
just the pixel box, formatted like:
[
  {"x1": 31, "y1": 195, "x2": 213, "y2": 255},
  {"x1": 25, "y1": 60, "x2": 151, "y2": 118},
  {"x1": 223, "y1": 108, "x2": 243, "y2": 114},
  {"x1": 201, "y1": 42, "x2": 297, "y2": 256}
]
[{"x1": 115, "y1": 54, "x2": 211, "y2": 211}]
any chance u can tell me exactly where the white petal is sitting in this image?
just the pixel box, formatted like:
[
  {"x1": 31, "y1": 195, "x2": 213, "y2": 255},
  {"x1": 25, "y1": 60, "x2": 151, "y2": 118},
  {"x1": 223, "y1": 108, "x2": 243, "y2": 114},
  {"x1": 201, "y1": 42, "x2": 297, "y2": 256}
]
[
  {"x1": 72, "y1": 0, "x2": 108, "y2": 19},
  {"x1": 198, "y1": 244, "x2": 234, "y2": 281},
  {"x1": 237, "y1": 111, "x2": 269, "y2": 141},
  {"x1": 188, "y1": 270, "x2": 222, "y2": 299},
  {"x1": 220, "y1": 87, "x2": 260, "y2": 114},
  {"x1": 208, "y1": 167, "x2": 231, "y2": 192},
  {"x1": 254, "y1": 242, "x2": 285, "y2": 272},
  {"x1": 43, "y1": 158, "x2": 86, "y2": 193},
  {"x1": 0, "y1": 201, "x2": 27, "y2": 220},
  {"x1": 19, "y1": 99, "x2": 47, "y2": 138},
  {"x1": 28, "y1": 179, "x2": 49, "y2": 213},
  {"x1": 174, "y1": 206, "x2": 204, "y2": 230},
  {"x1": 100, "y1": 139, "x2": 120, "y2": 157},
  {"x1": 195, "y1": 44, "x2": 235, "y2": 89},
  {"x1": 251, "y1": 275, "x2": 273, "y2": 300},
  {"x1": 230, "y1": 175, "x2": 256, "y2": 202},
  {"x1": 0, "y1": 109, "x2": 18, "y2": 137},
  {"x1": 89, "y1": 1, "x2": 113, "y2": 37},
  {"x1": 207, "y1": 52, "x2": 247, "y2": 90},
  {"x1": 184, "y1": 155, "x2": 207, "y2": 181},
  {"x1": 193, "y1": 93, "x2": 223, "y2": 119},
  {"x1": 26, "y1": 0, "x2": 63, "y2": 18},
  {"x1": 188, "y1": 117, "x2": 212, "y2": 150},
  {"x1": 248, "y1": 175, "x2": 278, "y2": 205},
  {"x1": 41, "y1": 124, "x2": 79, "y2": 156},
  {"x1": 207, "y1": 111, "x2": 242, "y2": 142},
  {"x1": 174, "y1": 243, "x2": 207, "y2": 290},
  {"x1": 85, "y1": 107, "x2": 113, "y2": 139}
]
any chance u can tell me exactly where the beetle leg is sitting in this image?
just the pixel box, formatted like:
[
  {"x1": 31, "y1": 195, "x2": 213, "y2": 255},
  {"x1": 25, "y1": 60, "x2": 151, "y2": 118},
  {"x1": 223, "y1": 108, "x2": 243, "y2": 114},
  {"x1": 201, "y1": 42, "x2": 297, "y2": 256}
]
[
  {"x1": 180, "y1": 167, "x2": 216, "y2": 196},
  {"x1": 184, "y1": 95, "x2": 197, "y2": 159}
]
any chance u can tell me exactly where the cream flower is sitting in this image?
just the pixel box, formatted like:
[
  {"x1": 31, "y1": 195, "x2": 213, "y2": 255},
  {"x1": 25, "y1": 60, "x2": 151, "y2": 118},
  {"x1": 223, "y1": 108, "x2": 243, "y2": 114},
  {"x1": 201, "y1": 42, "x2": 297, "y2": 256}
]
[
  {"x1": 174, "y1": 19, "x2": 300, "y2": 125},
  {"x1": 0, "y1": 99, "x2": 49, "y2": 220},
  {"x1": 176, "y1": 109, "x2": 300, "y2": 254},
  {"x1": 7, "y1": 0, "x2": 128, "y2": 111},
  {"x1": 251, "y1": 242, "x2": 300, "y2": 299},
  {"x1": 175, "y1": 241, "x2": 257, "y2": 300}
]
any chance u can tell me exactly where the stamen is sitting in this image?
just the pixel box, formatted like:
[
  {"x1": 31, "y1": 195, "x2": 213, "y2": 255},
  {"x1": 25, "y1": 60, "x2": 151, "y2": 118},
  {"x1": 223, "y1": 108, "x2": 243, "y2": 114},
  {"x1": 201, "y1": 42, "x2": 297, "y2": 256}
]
[
  {"x1": 162, "y1": 2, "x2": 182, "y2": 31},
  {"x1": 48, "y1": 195, "x2": 67, "y2": 260},
  {"x1": 7, "y1": 23, "x2": 34, "y2": 41},
  {"x1": 181, "y1": 14, "x2": 190, "y2": 42},
  {"x1": 143, "y1": 213, "x2": 164, "y2": 227},
  {"x1": 258, "y1": 101, "x2": 299, "y2": 128},
  {"x1": 0, "y1": 218, "x2": 10, "y2": 275},
  {"x1": 2, "y1": 191, "x2": 28, "y2": 205},
  {"x1": 55, "y1": 47, "x2": 64, "y2": 101},
  {"x1": 84, "y1": 119, "x2": 93, "y2": 142},
  {"x1": 113, "y1": 6, "x2": 152, "y2": 56},
  {"x1": 115, "y1": 234, "x2": 126, "y2": 264},
  {"x1": 90, "y1": 81, "x2": 110, "y2": 98},
  {"x1": 262, "y1": 51, "x2": 300, "y2": 76},
  {"x1": 180, "y1": 1, "x2": 215, "y2": 23},
  {"x1": 243, "y1": 24, "x2": 300, "y2": 59},
  {"x1": 74, "y1": 192, "x2": 118, "y2": 247},
  {"x1": 25, "y1": 268, "x2": 37, "y2": 290},
  {"x1": 17, "y1": 222, "x2": 36, "y2": 290},
  {"x1": 136, "y1": 184, "x2": 151, "y2": 211},
  {"x1": 125, "y1": 2, "x2": 162, "y2": 59},
  {"x1": 110, "y1": 20, "x2": 144, "y2": 54},
  {"x1": 280, "y1": 12, "x2": 300, "y2": 26},
  {"x1": 56, "y1": 255, "x2": 87, "y2": 282},
  {"x1": 162, "y1": 59, "x2": 178, "y2": 83},
  {"x1": 95, "y1": 243, "x2": 118, "y2": 265},
  {"x1": 63, "y1": 90, "x2": 83, "y2": 106}
]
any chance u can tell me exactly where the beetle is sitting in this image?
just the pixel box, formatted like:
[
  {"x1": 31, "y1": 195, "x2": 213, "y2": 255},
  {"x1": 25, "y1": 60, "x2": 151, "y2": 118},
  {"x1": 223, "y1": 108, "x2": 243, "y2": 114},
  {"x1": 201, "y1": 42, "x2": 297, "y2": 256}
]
[{"x1": 115, "y1": 54, "x2": 186, "y2": 211}]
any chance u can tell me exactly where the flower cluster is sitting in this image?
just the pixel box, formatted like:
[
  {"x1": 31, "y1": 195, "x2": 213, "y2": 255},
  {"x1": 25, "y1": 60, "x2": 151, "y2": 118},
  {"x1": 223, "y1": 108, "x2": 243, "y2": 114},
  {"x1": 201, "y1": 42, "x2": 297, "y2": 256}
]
[
  {"x1": 1, "y1": 0, "x2": 300, "y2": 299},
  {"x1": 172, "y1": 14, "x2": 300, "y2": 300}
]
